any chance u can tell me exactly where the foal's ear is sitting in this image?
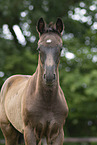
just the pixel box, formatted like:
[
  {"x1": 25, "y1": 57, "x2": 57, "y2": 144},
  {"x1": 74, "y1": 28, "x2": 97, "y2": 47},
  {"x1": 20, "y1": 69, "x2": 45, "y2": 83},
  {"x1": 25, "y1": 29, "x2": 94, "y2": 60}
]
[
  {"x1": 56, "y1": 18, "x2": 64, "y2": 34},
  {"x1": 37, "y1": 18, "x2": 45, "y2": 35}
]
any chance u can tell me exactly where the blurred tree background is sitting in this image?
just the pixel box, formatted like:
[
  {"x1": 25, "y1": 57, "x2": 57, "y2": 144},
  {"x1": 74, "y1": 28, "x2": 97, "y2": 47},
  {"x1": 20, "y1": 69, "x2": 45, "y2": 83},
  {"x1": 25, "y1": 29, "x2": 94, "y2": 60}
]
[{"x1": 0, "y1": 0, "x2": 97, "y2": 144}]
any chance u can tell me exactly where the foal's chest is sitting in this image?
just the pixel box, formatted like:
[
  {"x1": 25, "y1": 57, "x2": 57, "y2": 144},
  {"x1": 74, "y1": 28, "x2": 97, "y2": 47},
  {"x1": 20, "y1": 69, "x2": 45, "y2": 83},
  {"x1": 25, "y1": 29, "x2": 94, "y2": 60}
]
[
  {"x1": 28, "y1": 97, "x2": 66, "y2": 123},
  {"x1": 26, "y1": 98, "x2": 66, "y2": 129},
  {"x1": 28, "y1": 106, "x2": 65, "y2": 140}
]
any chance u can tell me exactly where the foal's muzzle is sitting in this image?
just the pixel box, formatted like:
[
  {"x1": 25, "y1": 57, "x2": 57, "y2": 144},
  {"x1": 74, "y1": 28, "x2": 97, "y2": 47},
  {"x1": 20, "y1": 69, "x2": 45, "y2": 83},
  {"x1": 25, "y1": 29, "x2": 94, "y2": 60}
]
[{"x1": 43, "y1": 66, "x2": 56, "y2": 84}]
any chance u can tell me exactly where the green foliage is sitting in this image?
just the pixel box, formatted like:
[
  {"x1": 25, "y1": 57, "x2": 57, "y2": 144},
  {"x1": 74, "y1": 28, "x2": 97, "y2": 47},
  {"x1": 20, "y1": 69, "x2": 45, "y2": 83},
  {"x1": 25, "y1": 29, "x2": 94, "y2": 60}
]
[{"x1": 0, "y1": 0, "x2": 97, "y2": 142}]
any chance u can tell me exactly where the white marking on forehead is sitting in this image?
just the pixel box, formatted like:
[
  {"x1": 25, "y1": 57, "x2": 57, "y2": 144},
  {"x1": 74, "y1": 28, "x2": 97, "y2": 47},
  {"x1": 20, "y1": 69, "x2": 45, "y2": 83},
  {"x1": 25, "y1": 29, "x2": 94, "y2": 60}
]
[{"x1": 46, "y1": 39, "x2": 52, "y2": 43}]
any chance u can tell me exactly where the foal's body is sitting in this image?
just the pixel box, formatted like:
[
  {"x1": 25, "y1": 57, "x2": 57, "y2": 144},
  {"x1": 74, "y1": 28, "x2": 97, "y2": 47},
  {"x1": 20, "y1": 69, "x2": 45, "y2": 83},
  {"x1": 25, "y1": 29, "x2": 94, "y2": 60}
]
[{"x1": 0, "y1": 18, "x2": 68, "y2": 145}]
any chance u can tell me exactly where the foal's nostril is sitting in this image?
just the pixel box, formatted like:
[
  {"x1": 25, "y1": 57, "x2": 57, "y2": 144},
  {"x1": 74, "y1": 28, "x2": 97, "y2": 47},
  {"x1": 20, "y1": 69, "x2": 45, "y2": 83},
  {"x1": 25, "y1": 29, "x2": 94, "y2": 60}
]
[
  {"x1": 43, "y1": 73, "x2": 56, "y2": 81},
  {"x1": 43, "y1": 66, "x2": 56, "y2": 82}
]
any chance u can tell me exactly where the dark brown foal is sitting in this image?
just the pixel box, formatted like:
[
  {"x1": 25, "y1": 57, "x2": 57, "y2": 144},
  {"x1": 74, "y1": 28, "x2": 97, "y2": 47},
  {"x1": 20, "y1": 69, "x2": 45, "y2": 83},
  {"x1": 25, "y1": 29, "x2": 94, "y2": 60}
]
[{"x1": 0, "y1": 18, "x2": 68, "y2": 145}]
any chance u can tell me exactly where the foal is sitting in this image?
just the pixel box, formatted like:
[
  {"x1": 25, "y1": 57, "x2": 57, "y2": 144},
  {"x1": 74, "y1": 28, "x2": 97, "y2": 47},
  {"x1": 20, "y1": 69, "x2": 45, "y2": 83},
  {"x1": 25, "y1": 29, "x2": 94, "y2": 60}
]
[{"x1": 0, "y1": 18, "x2": 68, "y2": 145}]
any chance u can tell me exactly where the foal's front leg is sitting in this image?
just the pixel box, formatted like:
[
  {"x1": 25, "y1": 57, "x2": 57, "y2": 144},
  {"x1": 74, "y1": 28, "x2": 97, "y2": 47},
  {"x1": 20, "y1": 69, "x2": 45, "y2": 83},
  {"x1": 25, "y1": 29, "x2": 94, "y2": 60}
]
[
  {"x1": 24, "y1": 125, "x2": 40, "y2": 145},
  {"x1": 53, "y1": 128, "x2": 64, "y2": 145},
  {"x1": 47, "y1": 128, "x2": 64, "y2": 145}
]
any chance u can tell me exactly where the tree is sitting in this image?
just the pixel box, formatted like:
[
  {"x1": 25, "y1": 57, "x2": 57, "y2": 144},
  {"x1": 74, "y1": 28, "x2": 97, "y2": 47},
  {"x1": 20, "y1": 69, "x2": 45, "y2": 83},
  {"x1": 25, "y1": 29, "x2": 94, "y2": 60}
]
[{"x1": 0, "y1": 0, "x2": 97, "y2": 142}]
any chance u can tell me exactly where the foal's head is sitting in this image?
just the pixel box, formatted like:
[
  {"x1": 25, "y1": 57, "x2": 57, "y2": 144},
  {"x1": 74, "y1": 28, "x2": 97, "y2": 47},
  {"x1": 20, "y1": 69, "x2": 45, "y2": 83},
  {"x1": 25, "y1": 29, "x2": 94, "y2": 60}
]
[{"x1": 37, "y1": 18, "x2": 64, "y2": 85}]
